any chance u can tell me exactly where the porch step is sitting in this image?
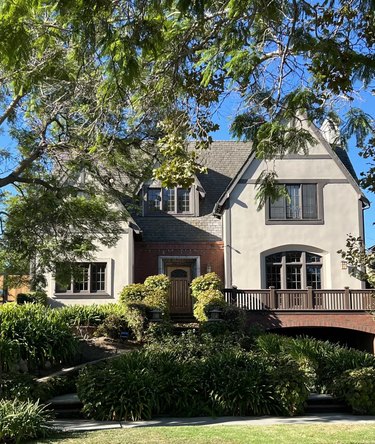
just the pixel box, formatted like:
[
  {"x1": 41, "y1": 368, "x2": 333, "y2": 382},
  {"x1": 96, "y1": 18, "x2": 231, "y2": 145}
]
[
  {"x1": 170, "y1": 313, "x2": 197, "y2": 323},
  {"x1": 305, "y1": 393, "x2": 350, "y2": 413}
]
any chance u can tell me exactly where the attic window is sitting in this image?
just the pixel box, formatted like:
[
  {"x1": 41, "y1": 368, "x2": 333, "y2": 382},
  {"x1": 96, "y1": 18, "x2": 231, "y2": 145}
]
[{"x1": 146, "y1": 187, "x2": 193, "y2": 215}]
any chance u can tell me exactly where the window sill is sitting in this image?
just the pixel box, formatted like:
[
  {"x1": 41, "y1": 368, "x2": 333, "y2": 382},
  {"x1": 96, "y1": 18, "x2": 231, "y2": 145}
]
[
  {"x1": 53, "y1": 293, "x2": 113, "y2": 299},
  {"x1": 266, "y1": 219, "x2": 324, "y2": 225}
]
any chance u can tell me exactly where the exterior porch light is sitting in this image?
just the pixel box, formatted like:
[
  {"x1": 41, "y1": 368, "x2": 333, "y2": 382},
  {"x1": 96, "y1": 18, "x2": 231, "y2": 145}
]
[
  {"x1": 149, "y1": 308, "x2": 163, "y2": 322},
  {"x1": 341, "y1": 261, "x2": 348, "y2": 270},
  {"x1": 206, "y1": 263, "x2": 212, "y2": 273},
  {"x1": 208, "y1": 308, "x2": 222, "y2": 321}
]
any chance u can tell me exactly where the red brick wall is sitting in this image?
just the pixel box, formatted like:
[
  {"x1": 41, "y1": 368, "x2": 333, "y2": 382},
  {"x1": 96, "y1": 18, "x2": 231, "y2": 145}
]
[
  {"x1": 246, "y1": 311, "x2": 375, "y2": 334},
  {"x1": 134, "y1": 241, "x2": 224, "y2": 283}
]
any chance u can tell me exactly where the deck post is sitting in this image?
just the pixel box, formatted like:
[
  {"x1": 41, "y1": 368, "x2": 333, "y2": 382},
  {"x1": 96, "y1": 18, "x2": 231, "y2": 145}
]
[
  {"x1": 269, "y1": 286, "x2": 276, "y2": 309},
  {"x1": 306, "y1": 286, "x2": 313, "y2": 309},
  {"x1": 344, "y1": 286, "x2": 350, "y2": 310}
]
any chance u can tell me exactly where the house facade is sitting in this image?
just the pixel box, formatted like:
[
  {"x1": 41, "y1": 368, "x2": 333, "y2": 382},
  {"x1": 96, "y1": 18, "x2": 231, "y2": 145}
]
[{"x1": 46, "y1": 121, "x2": 369, "y2": 311}]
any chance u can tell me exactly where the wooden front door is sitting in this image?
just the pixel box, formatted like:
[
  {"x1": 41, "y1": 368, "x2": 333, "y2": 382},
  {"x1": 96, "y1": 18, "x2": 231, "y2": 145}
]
[{"x1": 167, "y1": 266, "x2": 192, "y2": 313}]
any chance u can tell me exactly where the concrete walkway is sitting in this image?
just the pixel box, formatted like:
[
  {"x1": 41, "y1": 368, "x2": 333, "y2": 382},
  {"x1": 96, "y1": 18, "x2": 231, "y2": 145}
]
[{"x1": 52, "y1": 414, "x2": 375, "y2": 432}]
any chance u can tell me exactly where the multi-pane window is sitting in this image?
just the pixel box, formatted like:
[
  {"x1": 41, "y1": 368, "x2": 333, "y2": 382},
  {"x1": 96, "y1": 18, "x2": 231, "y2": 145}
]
[
  {"x1": 269, "y1": 184, "x2": 318, "y2": 220},
  {"x1": 55, "y1": 263, "x2": 107, "y2": 294},
  {"x1": 146, "y1": 187, "x2": 192, "y2": 214},
  {"x1": 265, "y1": 251, "x2": 322, "y2": 289}
]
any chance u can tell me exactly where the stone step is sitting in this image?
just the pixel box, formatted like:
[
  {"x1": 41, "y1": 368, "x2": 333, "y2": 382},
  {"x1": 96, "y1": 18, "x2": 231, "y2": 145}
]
[
  {"x1": 305, "y1": 393, "x2": 350, "y2": 413},
  {"x1": 47, "y1": 393, "x2": 83, "y2": 419}
]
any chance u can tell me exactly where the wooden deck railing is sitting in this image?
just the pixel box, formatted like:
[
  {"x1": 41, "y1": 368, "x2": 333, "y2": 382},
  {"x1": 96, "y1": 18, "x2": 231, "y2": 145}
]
[{"x1": 223, "y1": 287, "x2": 375, "y2": 311}]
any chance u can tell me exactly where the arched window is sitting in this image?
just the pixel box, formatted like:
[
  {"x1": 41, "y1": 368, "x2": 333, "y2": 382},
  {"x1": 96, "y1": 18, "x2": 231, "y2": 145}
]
[
  {"x1": 170, "y1": 269, "x2": 188, "y2": 278},
  {"x1": 265, "y1": 251, "x2": 322, "y2": 289}
]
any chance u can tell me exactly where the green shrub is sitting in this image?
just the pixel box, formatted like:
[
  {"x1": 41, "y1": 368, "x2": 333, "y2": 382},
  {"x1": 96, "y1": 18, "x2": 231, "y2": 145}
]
[
  {"x1": 193, "y1": 289, "x2": 227, "y2": 322},
  {"x1": 145, "y1": 330, "x2": 243, "y2": 362},
  {"x1": 190, "y1": 272, "x2": 222, "y2": 299},
  {"x1": 0, "y1": 337, "x2": 20, "y2": 372},
  {"x1": 221, "y1": 305, "x2": 246, "y2": 332},
  {"x1": 78, "y1": 351, "x2": 156, "y2": 421},
  {"x1": 119, "y1": 283, "x2": 147, "y2": 305},
  {"x1": 77, "y1": 345, "x2": 308, "y2": 420},
  {"x1": 95, "y1": 314, "x2": 128, "y2": 339},
  {"x1": 144, "y1": 274, "x2": 171, "y2": 292},
  {"x1": 0, "y1": 399, "x2": 54, "y2": 443},
  {"x1": 16, "y1": 290, "x2": 48, "y2": 306},
  {"x1": 253, "y1": 334, "x2": 375, "y2": 393},
  {"x1": 0, "y1": 303, "x2": 78, "y2": 369},
  {"x1": 125, "y1": 303, "x2": 147, "y2": 341},
  {"x1": 55, "y1": 303, "x2": 127, "y2": 327},
  {"x1": 0, "y1": 373, "x2": 48, "y2": 402},
  {"x1": 143, "y1": 289, "x2": 169, "y2": 313},
  {"x1": 144, "y1": 321, "x2": 173, "y2": 342},
  {"x1": 333, "y1": 367, "x2": 375, "y2": 414}
]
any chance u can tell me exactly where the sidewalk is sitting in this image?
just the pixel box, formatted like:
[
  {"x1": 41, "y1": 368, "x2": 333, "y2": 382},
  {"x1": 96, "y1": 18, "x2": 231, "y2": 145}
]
[{"x1": 53, "y1": 414, "x2": 375, "y2": 432}]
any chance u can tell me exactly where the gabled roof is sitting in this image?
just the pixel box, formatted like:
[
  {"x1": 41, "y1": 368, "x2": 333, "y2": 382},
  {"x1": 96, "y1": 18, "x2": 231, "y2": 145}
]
[
  {"x1": 213, "y1": 122, "x2": 368, "y2": 216},
  {"x1": 195, "y1": 141, "x2": 252, "y2": 214}
]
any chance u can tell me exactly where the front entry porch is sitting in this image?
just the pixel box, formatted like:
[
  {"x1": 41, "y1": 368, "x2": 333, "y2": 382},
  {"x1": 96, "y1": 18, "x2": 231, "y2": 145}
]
[{"x1": 159, "y1": 256, "x2": 200, "y2": 315}]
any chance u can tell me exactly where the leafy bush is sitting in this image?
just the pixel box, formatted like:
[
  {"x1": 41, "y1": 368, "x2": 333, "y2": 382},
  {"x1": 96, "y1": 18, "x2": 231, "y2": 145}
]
[
  {"x1": 253, "y1": 334, "x2": 375, "y2": 393},
  {"x1": 221, "y1": 305, "x2": 246, "y2": 332},
  {"x1": 193, "y1": 289, "x2": 227, "y2": 322},
  {"x1": 77, "y1": 344, "x2": 308, "y2": 420},
  {"x1": 333, "y1": 367, "x2": 375, "y2": 414},
  {"x1": 119, "y1": 283, "x2": 147, "y2": 305},
  {"x1": 125, "y1": 304, "x2": 147, "y2": 342},
  {"x1": 16, "y1": 290, "x2": 48, "y2": 306},
  {"x1": 119, "y1": 276, "x2": 172, "y2": 340},
  {"x1": 0, "y1": 303, "x2": 78, "y2": 370},
  {"x1": 55, "y1": 303, "x2": 127, "y2": 326},
  {"x1": 0, "y1": 374, "x2": 48, "y2": 402},
  {"x1": 144, "y1": 321, "x2": 173, "y2": 342},
  {"x1": 143, "y1": 289, "x2": 169, "y2": 314},
  {"x1": 78, "y1": 352, "x2": 156, "y2": 421},
  {"x1": 144, "y1": 274, "x2": 171, "y2": 292},
  {"x1": 95, "y1": 314, "x2": 128, "y2": 339},
  {"x1": 0, "y1": 337, "x2": 20, "y2": 372},
  {"x1": 190, "y1": 272, "x2": 222, "y2": 299},
  {"x1": 0, "y1": 399, "x2": 54, "y2": 443}
]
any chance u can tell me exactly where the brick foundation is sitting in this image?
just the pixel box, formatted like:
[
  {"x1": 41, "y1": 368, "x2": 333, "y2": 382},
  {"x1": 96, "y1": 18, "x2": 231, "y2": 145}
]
[
  {"x1": 246, "y1": 311, "x2": 375, "y2": 334},
  {"x1": 134, "y1": 241, "x2": 224, "y2": 283}
]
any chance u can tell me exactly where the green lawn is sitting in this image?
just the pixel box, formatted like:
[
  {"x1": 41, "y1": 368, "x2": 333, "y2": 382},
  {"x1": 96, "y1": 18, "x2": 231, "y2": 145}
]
[{"x1": 34, "y1": 424, "x2": 375, "y2": 444}]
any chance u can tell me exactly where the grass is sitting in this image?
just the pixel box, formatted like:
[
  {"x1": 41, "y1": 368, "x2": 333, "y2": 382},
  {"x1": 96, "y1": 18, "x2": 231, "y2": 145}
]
[{"x1": 33, "y1": 424, "x2": 375, "y2": 443}]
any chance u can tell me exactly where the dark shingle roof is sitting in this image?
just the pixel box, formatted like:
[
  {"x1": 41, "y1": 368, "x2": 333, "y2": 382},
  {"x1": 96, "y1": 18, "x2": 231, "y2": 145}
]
[
  {"x1": 334, "y1": 147, "x2": 359, "y2": 182},
  {"x1": 196, "y1": 141, "x2": 252, "y2": 215}
]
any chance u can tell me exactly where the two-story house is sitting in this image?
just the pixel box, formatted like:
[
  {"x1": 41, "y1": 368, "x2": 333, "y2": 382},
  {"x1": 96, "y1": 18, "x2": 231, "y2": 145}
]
[{"x1": 46, "y1": 120, "x2": 369, "y2": 314}]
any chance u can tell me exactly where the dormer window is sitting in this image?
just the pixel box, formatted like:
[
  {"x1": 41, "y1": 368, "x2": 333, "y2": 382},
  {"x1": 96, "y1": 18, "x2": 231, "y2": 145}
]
[{"x1": 146, "y1": 186, "x2": 193, "y2": 215}]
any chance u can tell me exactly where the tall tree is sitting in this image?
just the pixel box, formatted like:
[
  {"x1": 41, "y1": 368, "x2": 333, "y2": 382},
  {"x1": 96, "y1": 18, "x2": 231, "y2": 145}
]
[{"x1": 0, "y1": 0, "x2": 373, "y2": 281}]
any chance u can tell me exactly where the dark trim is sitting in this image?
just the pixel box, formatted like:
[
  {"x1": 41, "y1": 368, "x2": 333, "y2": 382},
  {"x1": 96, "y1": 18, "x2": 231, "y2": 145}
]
[
  {"x1": 224, "y1": 200, "x2": 232, "y2": 288},
  {"x1": 265, "y1": 182, "x2": 325, "y2": 225},
  {"x1": 241, "y1": 178, "x2": 349, "y2": 185},
  {"x1": 53, "y1": 293, "x2": 113, "y2": 299},
  {"x1": 274, "y1": 154, "x2": 332, "y2": 159}
]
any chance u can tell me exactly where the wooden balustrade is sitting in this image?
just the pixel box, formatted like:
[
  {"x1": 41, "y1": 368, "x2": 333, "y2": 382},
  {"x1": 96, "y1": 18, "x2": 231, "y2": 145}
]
[{"x1": 223, "y1": 287, "x2": 375, "y2": 311}]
